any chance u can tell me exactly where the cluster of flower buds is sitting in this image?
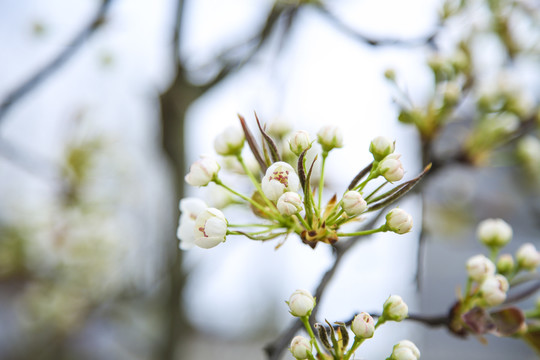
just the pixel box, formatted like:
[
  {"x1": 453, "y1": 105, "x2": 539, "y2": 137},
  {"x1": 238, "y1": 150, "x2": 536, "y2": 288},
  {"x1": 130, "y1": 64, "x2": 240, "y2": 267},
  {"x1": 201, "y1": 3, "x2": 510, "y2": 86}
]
[
  {"x1": 286, "y1": 289, "x2": 416, "y2": 359},
  {"x1": 450, "y1": 218, "x2": 540, "y2": 338},
  {"x1": 177, "y1": 115, "x2": 428, "y2": 251}
]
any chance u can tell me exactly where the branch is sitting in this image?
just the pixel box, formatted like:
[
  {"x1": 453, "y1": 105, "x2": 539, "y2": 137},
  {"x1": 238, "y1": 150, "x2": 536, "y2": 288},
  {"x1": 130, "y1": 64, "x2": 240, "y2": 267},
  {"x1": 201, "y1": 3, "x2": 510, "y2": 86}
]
[{"x1": 0, "y1": 0, "x2": 115, "y2": 123}]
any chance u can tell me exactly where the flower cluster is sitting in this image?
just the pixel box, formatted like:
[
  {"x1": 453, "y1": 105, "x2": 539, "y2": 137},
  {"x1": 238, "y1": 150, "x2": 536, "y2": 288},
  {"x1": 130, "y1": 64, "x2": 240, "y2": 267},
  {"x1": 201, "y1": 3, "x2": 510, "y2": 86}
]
[
  {"x1": 177, "y1": 115, "x2": 425, "y2": 250},
  {"x1": 285, "y1": 289, "x2": 418, "y2": 360},
  {"x1": 449, "y1": 218, "x2": 540, "y2": 338}
]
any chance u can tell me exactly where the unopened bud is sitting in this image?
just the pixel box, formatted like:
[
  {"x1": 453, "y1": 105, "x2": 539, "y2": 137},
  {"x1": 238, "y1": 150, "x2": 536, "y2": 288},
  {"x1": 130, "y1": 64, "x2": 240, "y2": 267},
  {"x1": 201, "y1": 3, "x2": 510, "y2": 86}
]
[
  {"x1": 277, "y1": 192, "x2": 303, "y2": 215},
  {"x1": 476, "y1": 218, "x2": 512, "y2": 248},
  {"x1": 496, "y1": 254, "x2": 514, "y2": 274},
  {"x1": 385, "y1": 208, "x2": 413, "y2": 234},
  {"x1": 185, "y1": 156, "x2": 220, "y2": 187},
  {"x1": 369, "y1": 136, "x2": 395, "y2": 161},
  {"x1": 378, "y1": 154, "x2": 404, "y2": 182},
  {"x1": 290, "y1": 336, "x2": 312, "y2": 360},
  {"x1": 466, "y1": 254, "x2": 496, "y2": 282},
  {"x1": 287, "y1": 289, "x2": 315, "y2": 317},
  {"x1": 342, "y1": 191, "x2": 367, "y2": 216},
  {"x1": 516, "y1": 243, "x2": 540, "y2": 271},
  {"x1": 289, "y1": 130, "x2": 311, "y2": 156},
  {"x1": 382, "y1": 295, "x2": 408, "y2": 322},
  {"x1": 214, "y1": 126, "x2": 245, "y2": 156},
  {"x1": 351, "y1": 312, "x2": 375, "y2": 339},
  {"x1": 389, "y1": 340, "x2": 421, "y2": 360},
  {"x1": 480, "y1": 274, "x2": 509, "y2": 306},
  {"x1": 267, "y1": 117, "x2": 293, "y2": 139},
  {"x1": 317, "y1": 125, "x2": 343, "y2": 152}
]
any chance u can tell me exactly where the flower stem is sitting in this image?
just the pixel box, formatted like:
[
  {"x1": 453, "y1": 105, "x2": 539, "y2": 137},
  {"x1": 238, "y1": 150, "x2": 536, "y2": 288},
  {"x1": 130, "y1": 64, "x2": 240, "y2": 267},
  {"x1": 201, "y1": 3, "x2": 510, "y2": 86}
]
[
  {"x1": 215, "y1": 179, "x2": 270, "y2": 216},
  {"x1": 295, "y1": 213, "x2": 311, "y2": 230},
  {"x1": 336, "y1": 225, "x2": 386, "y2": 238},
  {"x1": 236, "y1": 154, "x2": 276, "y2": 211},
  {"x1": 318, "y1": 152, "x2": 328, "y2": 213},
  {"x1": 300, "y1": 316, "x2": 324, "y2": 358},
  {"x1": 343, "y1": 337, "x2": 364, "y2": 360}
]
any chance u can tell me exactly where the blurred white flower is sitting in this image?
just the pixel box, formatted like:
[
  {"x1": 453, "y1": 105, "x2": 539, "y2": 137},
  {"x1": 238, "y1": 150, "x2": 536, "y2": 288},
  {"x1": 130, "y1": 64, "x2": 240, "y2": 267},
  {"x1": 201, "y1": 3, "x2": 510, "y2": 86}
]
[
  {"x1": 466, "y1": 254, "x2": 496, "y2": 282},
  {"x1": 476, "y1": 218, "x2": 512, "y2": 248},
  {"x1": 516, "y1": 243, "x2": 540, "y2": 271},
  {"x1": 176, "y1": 198, "x2": 207, "y2": 250},
  {"x1": 214, "y1": 126, "x2": 245, "y2": 156},
  {"x1": 317, "y1": 125, "x2": 343, "y2": 152},
  {"x1": 480, "y1": 274, "x2": 509, "y2": 306}
]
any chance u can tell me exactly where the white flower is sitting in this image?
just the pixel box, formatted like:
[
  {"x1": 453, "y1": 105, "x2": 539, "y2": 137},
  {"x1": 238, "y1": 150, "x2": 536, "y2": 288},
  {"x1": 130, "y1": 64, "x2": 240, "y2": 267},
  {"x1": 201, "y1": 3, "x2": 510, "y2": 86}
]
[
  {"x1": 185, "y1": 156, "x2": 220, "y2": 187},
  {"x1": 261, "y1": 162, "x2": 301, "y2": 201},
  {"x1": 369, "y1": 136, "x2": 395, "y2": 161},
  {"x1": 385, "y1": 208, "x2": 413, "y2": 234},
  {"x1": 290, "y1": 336, "x2": 312, "y2": 360},
  {"x1": 476, "y1": 218, "x2": 513, "y2": 248},
  {"x1": 466, "y1": 254, "x2": 496, "y2": 282},
  {"x1": 176, "y1": 198, "x2": 207, "y2": 250},
  {"x1": 516, "y1": 243, "x2": 540, "y2": 271},
  {"x1": 480, "y1": 274, "x2": 509, "y2": 306},
  {"x1": 390, "y1": 340, "x2": 421, "y2": 360},
  {"x1": 351, "y1": 312, "x2": 375, "y2": 339},
  {"x1": 378, "y1": 154, "x2": 404, "y2": 182},
  {"x1": 214, "y1": 126, "x2": 245, "y2": 156},
  {"x1": 287, "y1": 289, "x2": 315, "y2": 317},
  {"x1": 341, "y1": 191, "x2": 367, "y2": 216},
  {"x1": 289, "y1": 130, "x2": 311, "y2": 156},
  {"x1": 267, "y1": 117, "x2": 293, "y2": 138},
  {"x1": 382, "y1": 295, "x2": 408, "y2": 322},
  {"x1": 193, "y1": 208, "x2": 228, "y2": 249},
  {"x1": 317, "y1": 125, "x2": 343, "y2": 152},
  {"x1": 277, "y1": 192, "x2": 303, "y2": 215}
]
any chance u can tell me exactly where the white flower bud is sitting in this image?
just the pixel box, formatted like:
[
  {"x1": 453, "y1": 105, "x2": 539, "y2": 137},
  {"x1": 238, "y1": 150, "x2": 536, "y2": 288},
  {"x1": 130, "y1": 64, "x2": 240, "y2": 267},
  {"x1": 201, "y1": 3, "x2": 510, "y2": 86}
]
[
  {"x1": 385, "y1": 208, "x2": 413, "y2": 234},
  {"x1": 390, "y1": 340, "x2": 421, "y2": 360},
  {"x1": 351, "y1": 312, "x2": 375, "y2": 339},
  {"x1": 193, "y1": 208, "x2": 228, "y2": 249},
  {"x1": 214, "y1": 126, "x2": 245, "y2": 156},
  {"x1": 516, "y1": 136, "x2": 540, "y2": 167},
  {"x1": 185, "y1": 156, "x2": 220, "y2": 187},
  {"x1": 497, "y1": 254, "x2": 514, "y2": 274},
  {"x1": 480, "y1": 274, "x2": 509, "y2": 306},
  {"x1": 383, "y1": 295, "x2": 408, "y2": 322},
  {"x1": 277, "y1": 192, "x2": 303, "y2": 215},
  {"x1": 466, "y1": 254, "x2": 496, "y2": 282},
  {"x1": 516, "y1": 243, "x2": 540, "y2": 271},
  {"x1": 317, "y1": 125, "x2": 343, "y2": 152},
  {"x1": 341, "y1": 191, "x2": 367, "y2": 216},
  {"x1": 261, "y1": 162, "x2": 301, "y2": 201},
  {"x1": 290, "y1": 335, "x2": 312, "y2": 359},
  {"x1": 176, "y1": 198, "x2": 207, "y2": 250},
  {"x1": 369, "y1": 136, "x2": 395, "y2": 161},
  {"x1": 378, "y1": 154, "x2": 404, "y2": 182},
  {"x1": 476, "y1": 218, "x2": 513, "y2": 248},
  {"x1": 267, "y1": 117, "x2": 293, "y2": 139},
  {"x1": 289, "y1": 130, "x2": 311, "y2": 156},
  {"x1": 287, "y1": 289, "x2": 315, "y2": 317}
]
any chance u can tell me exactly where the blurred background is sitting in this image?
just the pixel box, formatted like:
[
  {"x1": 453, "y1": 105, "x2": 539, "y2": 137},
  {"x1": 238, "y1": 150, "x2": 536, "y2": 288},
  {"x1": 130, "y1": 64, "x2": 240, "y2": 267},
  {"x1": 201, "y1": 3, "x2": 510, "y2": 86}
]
[{"x1": 1, "y1": 0, "x2": 540, "y2": 359}]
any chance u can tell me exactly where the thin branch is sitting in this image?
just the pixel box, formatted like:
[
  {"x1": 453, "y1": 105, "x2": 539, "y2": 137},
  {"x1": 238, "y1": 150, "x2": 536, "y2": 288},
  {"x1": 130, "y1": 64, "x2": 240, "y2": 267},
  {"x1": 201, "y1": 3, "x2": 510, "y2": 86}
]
[
  {"x1": 172, "y1": 0, "x2": 185, "y2": 68},
  {"x1": 0, "y1": 0, "x2": 115, "y2": 123}
]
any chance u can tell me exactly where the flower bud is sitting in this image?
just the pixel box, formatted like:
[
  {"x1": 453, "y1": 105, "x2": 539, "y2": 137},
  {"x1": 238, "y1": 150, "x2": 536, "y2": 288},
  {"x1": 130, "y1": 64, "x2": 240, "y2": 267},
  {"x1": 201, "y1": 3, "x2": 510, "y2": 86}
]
[
  {"x1": 287, "y1": 289, "x2": 315, "y2": 317},
  {"x1": 385, "y1": 208, "x2": 413, "y2": 234},
  {"x1": 290, "y1": 335, "x2": 312, "y2": 359},
  {"x1": 497, "y1": 254, "x2": 514, "y2": 274},
  {"x1": 382, "y1": 295, "x2": 408, "y2": 322},
  {"x1": 480, "y1": 274, "x2": 509, "y2": 306},
  {"x1": 369, "y1": 136, "x2": 395, "y2": 161},
  {"x1": 214, "y1": 126, "x2": 245, "y2": 156},
  {"x1": 378, "y1": 154, "x2": 404, "y2": 182},
  {"x1": 277, "y1": 192, "x2": 303, "y2": 215},
  {"x1": 516, "y1": 136, "x2": 540, "y2": 168},
  {"x1": 261, "y1": 162, "x2": 301, "y2": 201},
  {"x1": 177, "y1": 198, "x2": 207, "y2": 250},
  {"x1": 476, "y1": 218, "x2": 512, "y2": 248},
  {"x1": 351, "y1": 312, "x2": 375, "y2": 339},
  {"x1": 193, "y1": 208, "x2": 228, "y2": 249},
  {"x1": 384, "y1": 68, "x2": 396, "y2": 81},
  {"x1": 185, "y1": 156, "x2": 220, "y2": 187},
  {"x1": 341, "y1": 191, "x2": 367, "y2": 216},
  {"x1": 267, "y1": 117, "x2": 292, "y2": 139},
  {"x1": 516, "y1": 243, "x2": 540, "y2": 271},
  {"x1": 317, "y1": 125, "x2": 343, "y2": 152},
  {"x1": 466, "y1": 254, "x2": 496, "y2": 282},
  {"x1": 389, "y1": 340, "x2": 421, "y2": 360},
  {"x1": 289, "y1": 130, "x2": 311, "y2": 156}
]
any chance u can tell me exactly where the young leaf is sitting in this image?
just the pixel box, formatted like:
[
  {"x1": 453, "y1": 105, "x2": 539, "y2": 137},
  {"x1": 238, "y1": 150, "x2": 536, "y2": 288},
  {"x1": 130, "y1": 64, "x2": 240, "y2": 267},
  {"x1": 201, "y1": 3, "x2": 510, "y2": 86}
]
[
  {"x1": 238, "y1": 114, "x2": 267, "y2": 173},
  {"x1": 255, "y1": 112, "x2": 281, "y2": 163}
]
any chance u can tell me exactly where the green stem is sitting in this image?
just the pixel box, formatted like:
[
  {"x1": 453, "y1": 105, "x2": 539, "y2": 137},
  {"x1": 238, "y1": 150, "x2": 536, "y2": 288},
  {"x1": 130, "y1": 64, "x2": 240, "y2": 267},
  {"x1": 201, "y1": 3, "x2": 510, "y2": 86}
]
[
  {"x1": 295, "y1": 213, "x2": 311, "y2": 230},
  {"x1": 227, "y1": 223, "x2": 277, "y2": 228},
  {"x1": 364, "y1": 181, "x2": 388, "y2": 202},
  {"x1": 489, "y1": 247, "x2": 500, "y2": 263},
  {"x1": 464, "y1": 278, "x2": 473, "y2": 298},
  {"x1": 343, "y1": 337, "x2": 364, "y2": 360},
  {"x1": 336, "y1": 225, "x2": 386, "y2": 238},
  {"x1": 325, "y1": 208, "x2": 344, "y2": 226},
  {"x1": 215, "y1": 179, "x2": 270, "y2": 216},
  {"x1": 236, "y1": 154, "x2": 276, "y2": 211},
  {"x1": 318, "y1": 152, "x2": 328, "y2": 213},
  {"x1": 301, "y1": 316, "x2": 324, "y2": 358}
]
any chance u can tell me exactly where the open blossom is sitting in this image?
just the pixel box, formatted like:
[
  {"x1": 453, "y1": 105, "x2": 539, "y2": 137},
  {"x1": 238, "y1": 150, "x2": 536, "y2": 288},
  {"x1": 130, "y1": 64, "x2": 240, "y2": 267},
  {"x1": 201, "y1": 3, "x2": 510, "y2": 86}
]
[
  {"x1": 389, "y1": 340, "x2": 421, "y2": 360},
  {"x1": 290, "y1": 336, "x2": 312, "y2": 360},
  {"x1": 385, "y1": 208, "x2": 413, "y2": 234},
  {"x1": 185, "y1": 156, "x2": 220, "y2": 187},
  {"x1": 466, "y1": 254, "x2": 495, "y2": 282},
  {"x1": 177, "y1": 198, "x2": 208, "y2": 250},
  {"x1": 194, "y1": 208, "x2": 228, "y2": 249},
  {"x1": 476, "y1": 218, "x2": 512, "y2": 248},
  {"x1": 214, "y1": 126, "x2": 245, "y2": 156},
  {"x1": 317, "y1": 125, "x2": 343, "y2": 152},
  {"x1": 351, "y1": 312, "x2": 375, "y2": 339},
  {"x1": 277, "y1": 192, "x2": 303, "y2": 215},
  {"x1": 342, "y1": 190, "x2": 367, "y2": 216},
  {"x1": 378, "y1": 154, "x2": 404, "y2": 182},
  {"x1": 383, "y1": 295, "x2": 408, "y2": 322},
  {"x1": 369, "y1": 136, "x2": 395, "y2": 161},
  {"x1": 480, "y1": 274, "x2": 509, "y2": 306},
  {"x1": 261, "y1": 162, "x2": 300, "y2": 201},
  {"x1": 516, "y1": 243, "x2": 540, "y2": 271},
  {"x1": 287, "y1": 289, "x2": 315, "y2": 317}
]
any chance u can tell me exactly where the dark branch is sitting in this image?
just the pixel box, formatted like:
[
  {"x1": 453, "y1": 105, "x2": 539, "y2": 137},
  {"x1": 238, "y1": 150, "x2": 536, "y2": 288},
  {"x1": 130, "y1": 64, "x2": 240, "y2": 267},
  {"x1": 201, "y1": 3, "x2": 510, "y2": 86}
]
[{"x1": 0, "y1": 0, "x2": 115, "y2": 123}]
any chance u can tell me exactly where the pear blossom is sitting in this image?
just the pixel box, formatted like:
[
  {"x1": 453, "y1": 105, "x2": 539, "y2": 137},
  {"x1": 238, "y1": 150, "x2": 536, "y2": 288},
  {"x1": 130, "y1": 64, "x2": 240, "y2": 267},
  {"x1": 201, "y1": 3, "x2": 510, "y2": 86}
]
[
  {"x1": 351, "y1": 312, "x2": 375, "y2": 339},
  {"x1": 277, "y1": 192, "x2": 303, "y2": 215},
  {"x1": 480, "y1": 274, "x2": 509, "y2": 306},
  {"x1": 516, "y1": 243, "x2": 540, "y2": 271},
  {"x1": 317, "y1": 125, "x2": 343, "y2": 152},
  {"x1": 261, "y1": 162, "x2": 300, "y2": 201},
  {"x1": 369, "y1": 136, "x2": 395, "y2": 161},
  {"x1": 267, "y1": 117, "x2": 293, "y2": 139},
  {"x1": 378, "y1": 154, "x2": 404, "y2": 182},
  {"x1": 289, "y1": 130, "x2": 311, "y2": 156},
  {"x1": 389, "y1": 340, "x2": 421, "y2": 360},
  {"x1": 185, "y1": 156, "x2": 220, "y2": 187},
  {"x1": 466, "y1": 254, "x2": 495, "y2": 282},
  {"x1": 287, "y1": 289, "x2": 315, "y2": 317},
  {"x1": 194, "y1": 208, "x2": 228, "y2": 249},
  {"x1": 385, "y1": 208, "x2": 413, "y2": 234},
  {"x1": 382, "y1": 295, "x2": 408, "y2": 322},
  {"x1": 342, "y1": 191, "x2": 367, "y2": 216},
  {"x1": 476, "y1": 218, "x2": 512, "y2": 248},
  {"x1": 290, "y1": 336, "x2": 312, "y2": 359},
  {"x1": 214, "y1": 126, "x2": 245, "y2": 156},
  {"x1": 176, "y1": 198, "x2": 207, "y2": 250}
]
